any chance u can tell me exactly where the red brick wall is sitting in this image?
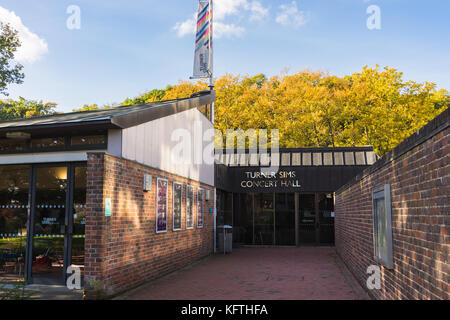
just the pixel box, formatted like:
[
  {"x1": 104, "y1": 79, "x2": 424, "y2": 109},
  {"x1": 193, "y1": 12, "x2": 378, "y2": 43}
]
[
  {"x1": 335, "y1": 111, "x2": 449, "y2": 300},
  {"x1": 84, "y1": 153, "x2": 214, "y2": 298}
]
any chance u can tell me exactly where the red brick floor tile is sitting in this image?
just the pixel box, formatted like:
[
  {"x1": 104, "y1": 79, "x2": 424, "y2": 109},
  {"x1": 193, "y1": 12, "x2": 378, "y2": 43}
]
[{"x1": 119, "y1": 247, "x2": 369, "y2": 300}]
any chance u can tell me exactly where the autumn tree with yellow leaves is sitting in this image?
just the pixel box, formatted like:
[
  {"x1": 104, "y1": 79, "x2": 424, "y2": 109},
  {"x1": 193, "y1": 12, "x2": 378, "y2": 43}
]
[
  {"x1": 70, "y1": 65, "x2": 449, "y2": 156},
  {"x1": 123, "y1": 65, "x2": 445, "y2": 156}
]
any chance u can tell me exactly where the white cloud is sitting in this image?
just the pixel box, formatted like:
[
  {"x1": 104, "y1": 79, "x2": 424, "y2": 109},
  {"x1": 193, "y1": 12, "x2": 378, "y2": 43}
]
[
  {"x1": 276, "y1": 1, "x2": 308, "y2": 29},
  {"x1": 0, "y1": 6, "x2": 48, "y2": 64},
  {"x1": 248, "y1": 1, "x2": 269, "y2": 22},
  {"x1": 173, "y1": 0, "x2": 269, "y2": 39},
  {"x1": 214, "y1": 22, "x2": 245, "y2": 38},
  {"x1": 173, "y1": 13, "x2": 197, "y2": 38}
]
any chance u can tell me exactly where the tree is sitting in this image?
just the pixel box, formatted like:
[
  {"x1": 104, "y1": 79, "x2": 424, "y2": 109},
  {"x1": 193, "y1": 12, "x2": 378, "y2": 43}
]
[
  {"x1": 72, "y1": 104, "x2": 113, "y2": 112},
  {"x1": 0, "y1": 97, "x2": 56, "y2": 121},
  {"x1": 0, "y1": 23, "x2": 25, "y2": 96},
  {"x1": 123, "y1": 66, "x2": 448, "y2": 156}
]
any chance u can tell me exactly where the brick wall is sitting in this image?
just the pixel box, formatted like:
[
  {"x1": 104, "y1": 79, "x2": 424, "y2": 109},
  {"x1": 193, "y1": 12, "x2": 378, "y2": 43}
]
[
  {"x1": 84, "y1": 153, "x2": 215, "y2": 298},
  {"x1": 335, "y1": 109, "x2": 449, "y2": 300}
]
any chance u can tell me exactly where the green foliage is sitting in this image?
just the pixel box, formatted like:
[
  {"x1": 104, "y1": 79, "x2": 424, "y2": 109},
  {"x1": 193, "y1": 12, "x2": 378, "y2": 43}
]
[
  {"x1": 0, "y1": 97, "x2": 56, "y2": 121},
  {"x1": 0, "y1": 23, "x2": 25, "y2": 96}
]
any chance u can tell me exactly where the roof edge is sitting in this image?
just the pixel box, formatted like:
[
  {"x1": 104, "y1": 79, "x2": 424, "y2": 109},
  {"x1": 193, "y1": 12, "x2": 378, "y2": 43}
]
[{"x1": 110, "y1": 90, "x2": 215, "y2": 129}]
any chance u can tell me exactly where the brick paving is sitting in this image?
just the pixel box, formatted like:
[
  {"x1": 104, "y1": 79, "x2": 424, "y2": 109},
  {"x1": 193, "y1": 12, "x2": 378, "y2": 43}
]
[{"x1": 119, "y1": 247, "x2": 370, "y2": 300}]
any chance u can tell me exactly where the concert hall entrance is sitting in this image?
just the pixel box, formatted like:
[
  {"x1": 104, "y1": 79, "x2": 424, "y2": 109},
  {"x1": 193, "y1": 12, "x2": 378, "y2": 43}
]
[{"x1": 218, "y1": 191, "x2": 335, "y2": 247}]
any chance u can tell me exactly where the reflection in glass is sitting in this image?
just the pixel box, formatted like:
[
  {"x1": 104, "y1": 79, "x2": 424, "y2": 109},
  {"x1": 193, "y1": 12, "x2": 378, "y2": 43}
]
[
  {"x1": 0, "y1": 165, "x2": 29, "y2": 282},
  {"x1": 32, "y1": 167, "x2": 67, "y2": 284},
  {"x1": 72, "y1": 166, "x2": 86, "y2": 285},
  {"x1": 318, "y1": 193, "x2": 335, "y2": 245},
  {"x1": 254, "y1": 193, "x2": 274, "y2": 245},
  {"x1": 0, "y1": 139, "x2": 27, "y2": 153},
  {"x1": 299, "y1": 194, "x2": 316, "y2": 244},
  {"x1": 31, "y1": 137, "x2": 65, "y2": 149},
  {"x1": 71, "y1": 135, "x2": 105, "y2": 146},
  {"x1": 275, "y1": 193, "x2": 295, "y2": 245},
  {"x1": 233, "y1": 193, "x2": 253, "y2": 244}
]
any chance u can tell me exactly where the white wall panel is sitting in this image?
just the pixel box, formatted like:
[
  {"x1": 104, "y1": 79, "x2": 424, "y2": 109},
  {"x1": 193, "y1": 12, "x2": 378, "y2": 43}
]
[{"x1": 121, "y1": 108, "x2": 214, "y2": 186}]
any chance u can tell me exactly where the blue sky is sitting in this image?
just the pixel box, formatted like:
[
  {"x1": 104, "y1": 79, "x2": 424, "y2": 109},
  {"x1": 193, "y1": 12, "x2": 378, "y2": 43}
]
[{"x1": 1, "y1": 0, "x2": 449, "y2": 112}]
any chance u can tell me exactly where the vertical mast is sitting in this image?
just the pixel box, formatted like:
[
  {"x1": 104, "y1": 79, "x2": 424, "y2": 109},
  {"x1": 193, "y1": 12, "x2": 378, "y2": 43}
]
[{"x1": 209, "y1": 0, "x2": 214, "y2": 124}]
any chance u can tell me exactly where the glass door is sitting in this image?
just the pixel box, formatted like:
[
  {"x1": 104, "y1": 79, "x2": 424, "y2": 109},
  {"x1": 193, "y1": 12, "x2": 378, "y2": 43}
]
[
  {"x1": 318, "y1": 193, "x2": 335, "y2": 245},
  {"x1": 298, "y1": 194, "x2": 317, "y2": 244},
  {"x1": 275, "y1": 193, "x2": 295, "y2": 245},
  {"x1": 31, "y1": 166, "x2": 68, "y2": 284},
  {"x1": 28, "y1": 164, "x2": 86, "y2": 285},
  {"x1": 254, "y1": 193, "x2": 274, "y2": 245},
  {"x1": 70, "y1": 166, "x2": 86, "y2": 285}
]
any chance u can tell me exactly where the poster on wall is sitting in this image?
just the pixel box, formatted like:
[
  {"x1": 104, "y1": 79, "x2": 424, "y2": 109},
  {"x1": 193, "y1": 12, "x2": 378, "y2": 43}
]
[
  {"x1": 186, "y1": 185, "x2": 194, "y2": 229},
  {"x1": 156, "y1": 178, "x2": 168, "y2": 233},
  {"x1": 173, "y1": 182, "x2": 182, "y2": 231},
  {"x1": 197, "y1": 188, "x2": 204, "y2": 228}
]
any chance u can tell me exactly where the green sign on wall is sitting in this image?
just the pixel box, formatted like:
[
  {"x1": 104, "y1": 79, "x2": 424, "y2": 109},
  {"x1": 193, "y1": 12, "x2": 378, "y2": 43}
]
[{"x1": 105, "y1": 198, "x2": 111, "y2": 216}]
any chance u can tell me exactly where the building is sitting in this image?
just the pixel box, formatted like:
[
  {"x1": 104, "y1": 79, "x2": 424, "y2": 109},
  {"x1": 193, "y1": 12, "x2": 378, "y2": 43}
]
[
  {"x1": 0, "y1": 92, "x2": 216, "y2": 296},
  {"x1": 215, "y1": 147, "x2": 378, "y2": 246},
  {"x1": 1, "y1": 89, "x2": 445, "y2": 299}
]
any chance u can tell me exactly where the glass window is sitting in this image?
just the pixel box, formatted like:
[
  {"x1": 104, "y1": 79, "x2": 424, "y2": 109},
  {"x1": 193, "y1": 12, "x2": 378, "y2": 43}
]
[
  {"x1": 0, "y1": 139, "x2": 27, "y2": 153},
  {"x1": 0, "y1": 165, "x2": 30, "y2": 282},
  {"x1": 71, "y1": 135, "x2": 105, "y2": 146},
  {"x1": 31, "y1": 137, "x2": 65, "y2": 149},
  {"x1": 372, "y1": 184, "x2": 393, "y2": 269}
]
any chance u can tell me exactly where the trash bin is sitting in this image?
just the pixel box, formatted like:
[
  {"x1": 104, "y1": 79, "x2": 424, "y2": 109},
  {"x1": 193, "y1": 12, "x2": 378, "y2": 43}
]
[{"x1": 217, "y1": 225, "x2": 232, "y2": 254}]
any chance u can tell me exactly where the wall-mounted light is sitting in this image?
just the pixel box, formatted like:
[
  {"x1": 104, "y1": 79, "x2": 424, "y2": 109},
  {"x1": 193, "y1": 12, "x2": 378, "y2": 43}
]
[
  {"x1": 55, "y1": 167, "x2": 68, "y2": 180},
  {"x1": 205, "y1": 190, "x2": 210, "y2": 201}
]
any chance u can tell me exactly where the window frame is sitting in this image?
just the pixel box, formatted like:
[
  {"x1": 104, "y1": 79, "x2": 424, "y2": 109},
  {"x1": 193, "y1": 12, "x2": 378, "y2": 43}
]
[
  {"x1": 372, "y1": 184, "x2": 394, "y2": 269},
  {"x1": 0, "y1": 132, "x2": 107, "y2": 155}
]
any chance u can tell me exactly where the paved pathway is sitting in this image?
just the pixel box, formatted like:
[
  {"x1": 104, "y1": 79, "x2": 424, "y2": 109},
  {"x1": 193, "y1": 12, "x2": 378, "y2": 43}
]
[{"x1": 120, "y1": 247, "x2": 370, "y2": 300}]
